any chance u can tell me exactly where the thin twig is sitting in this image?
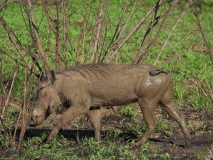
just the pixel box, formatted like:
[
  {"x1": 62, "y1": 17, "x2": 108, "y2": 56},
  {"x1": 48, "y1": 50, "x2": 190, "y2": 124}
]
[
  {"x1": 62, "y1": 0, "x2": 80, "y2": 65},
  {"x1": 1, "y1": 64, "x2": 19, "y2": 120},
  {"x1": 16, "y1": 68, "x2": 28, "y2": 153},
  {"x1": 42, "y1": 0, "x2": 62, "y2": 67},
  {"x1": 0, "y1": 48, "x2": 26, "y2": 69},
  {"x1": 105, "y1": 0, "x2": 129, "y2": 55},
  {"x1": 0, "y1": 64, "x2": 19, "y2": 155},
  {"x1": 0, "y1": 18, "x2": 33, "y2": 71},
  {"x1": 90, "y1": 0, "x2": 103, "y2": 63},
  {"x1": 98, "y1": 0, "x2": 111, "y2": 62},
  {"x1": 0, "y1": 0, "x2": 7, "y2": 12},
  {"x1": 138, "y1": 0, "x2": 177, "y2": 64},
  {"x1": 154, "y1": 0, "x2": 193, "y2": 65},
  {"x1": 102, "y1": 0, "x2": 137, "y2": 63},
  {"x1": 105, "y1": 0, "x2": 162, "y2": 62},
  {"x1": 27, "y1": 0, "x2": 50, "y2": 72},
  {"x1": 133, "y1": 0, "x2": 161, "y2": 64},
  {"x1": 192, "y1": 0, "x2": 213, "y2": 64},
  {"x1": 62, "y1": 0, "x2": 67, "y2": 66},
  {"x1": 116, "y1": 0, "x2": 138, "y2": 43}
]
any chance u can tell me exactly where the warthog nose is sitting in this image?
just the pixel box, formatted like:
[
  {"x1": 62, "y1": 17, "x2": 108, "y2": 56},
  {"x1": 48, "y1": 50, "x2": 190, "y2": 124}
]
[
  {"x1": 29, "y1": 116, "x2": 37, "y2": 127},
  {"x1": 33, "y1": 110, "x2": 41, "y2": 118}
]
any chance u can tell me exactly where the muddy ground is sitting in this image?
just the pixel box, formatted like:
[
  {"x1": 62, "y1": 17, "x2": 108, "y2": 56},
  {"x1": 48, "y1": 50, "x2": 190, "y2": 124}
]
[
  {"x1": 1, "y1": 105, "x2": 210, "y2": 159},
  {"x1": 17, "y1": 106, "x2": 213, "y2": 159}
]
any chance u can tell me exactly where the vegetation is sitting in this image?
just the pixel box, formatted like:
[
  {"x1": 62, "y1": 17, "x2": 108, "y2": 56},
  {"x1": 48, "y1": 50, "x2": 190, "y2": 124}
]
[{"x1": 0, "y1": 0, "x2": 212, "y2": 159}]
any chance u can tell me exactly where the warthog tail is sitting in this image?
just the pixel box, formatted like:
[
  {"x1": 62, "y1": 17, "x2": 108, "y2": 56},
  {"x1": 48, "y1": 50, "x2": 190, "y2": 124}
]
[{"x1": 149, "y1": 68, "x2": 168, "y2": 76}]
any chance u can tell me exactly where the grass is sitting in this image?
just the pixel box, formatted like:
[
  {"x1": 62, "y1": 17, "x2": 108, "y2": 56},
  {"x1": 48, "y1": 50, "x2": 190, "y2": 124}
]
[
  {"x1": 8, "y1": 134, "x2": 172, "y2": 160},
  {"x1": 121, "y1": 105, "x2": 137, "y2": 120},
  {"x1": 1, "y1": 0, "x2": 213, "y2": 159}
]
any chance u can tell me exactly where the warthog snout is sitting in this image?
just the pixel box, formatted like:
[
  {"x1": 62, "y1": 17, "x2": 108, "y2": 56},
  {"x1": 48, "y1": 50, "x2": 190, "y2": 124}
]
[
  {"x1": 30, "y1": 116, "x2": 46, "y2": 127},
  {"x1": 29, "y1": 104, "x2": 48, "y2": 126},
  {"x1": 29, "y1": 113, "x2": 46, "y2": 127}
]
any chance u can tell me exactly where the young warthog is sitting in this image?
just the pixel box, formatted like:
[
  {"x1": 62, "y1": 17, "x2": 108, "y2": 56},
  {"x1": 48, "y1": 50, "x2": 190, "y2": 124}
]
[{"x1": 30, "y1": 64, "x2": 190, "y2": 146}]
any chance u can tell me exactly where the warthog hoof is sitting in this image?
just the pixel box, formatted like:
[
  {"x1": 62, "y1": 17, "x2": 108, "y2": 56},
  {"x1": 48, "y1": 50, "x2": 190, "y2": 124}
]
[{"x1": 46, "y1": 127, "x2": 60, "y2": 143}]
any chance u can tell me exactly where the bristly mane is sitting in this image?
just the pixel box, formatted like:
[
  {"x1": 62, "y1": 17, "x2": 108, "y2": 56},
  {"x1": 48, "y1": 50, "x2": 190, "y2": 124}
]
[
  {"x1": 67, "y1": 63, "x2": 111, "y2": 71},
  {"x1": 55, "y1": 64, "x2": 112, "y2": 79}
]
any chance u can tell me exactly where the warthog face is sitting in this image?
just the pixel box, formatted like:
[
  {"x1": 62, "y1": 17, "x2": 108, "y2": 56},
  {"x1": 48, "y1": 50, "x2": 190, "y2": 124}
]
[{"x1": 30, "y1": 79, "x2": 58, "y2": 126}]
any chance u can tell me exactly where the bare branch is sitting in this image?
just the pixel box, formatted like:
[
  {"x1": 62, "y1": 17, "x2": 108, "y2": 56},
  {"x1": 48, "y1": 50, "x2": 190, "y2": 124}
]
[
  {"x1": 138, "y1": 0, "x2": 177, "y2": 64},
  {"x1": 101, "y1": 0, "x2": 137, "y2": 62},
  {"x1": 42, "y1": 0, "x2": 62, "y2": 67},
  {"x1": 133, "y1": 0, "x2": 161, "y2": 64},
  {"x1": 154, "y1": 0, "x2": 193, "y2": 65},
  {"x1": 0, "y1": 18, "x2": 34, "y2": 71},
  {"x1": 191, "y1": 0, "x2": 213, "y2": 64},
  {"x1": 0, "y1": 64, "x2": 19, "y2": 121},
  {"x1": 62, "y1": 0, "x2": 67, "y2": 66},
  {"x1": 27, "y1": 0, "x2": 50, "y2": 71},
  {"x1": 90, "y1": 0, "x2": 104, "y2": 63},
  {"x1": 98, "y1": 0, "x2": 111, "y2": 62},
  {"x1": 16, "y1": 68, "x2": 28, "y2": 153},
  {"x1": 0, "y1": 0, "x2": 7, "y2": 12},
  {"x1": 106, "y1": 0, "x2": 129, "y2": 52},
  {"x1": 105, "y1": 0, "x2": 163, "y2": 63},
  {"x1": 61, "y1": 0, "x2": 79, "y2": 65}
]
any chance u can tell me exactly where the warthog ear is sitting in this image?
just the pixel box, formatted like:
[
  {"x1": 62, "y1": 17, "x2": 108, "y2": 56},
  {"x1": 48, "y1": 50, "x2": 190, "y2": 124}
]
[
  {"x1": 38, "y1": 72, "x2": 47, "y2": 82},
  {"x1": 47, "y1": 70, "x2": 56, "y2": 84}
]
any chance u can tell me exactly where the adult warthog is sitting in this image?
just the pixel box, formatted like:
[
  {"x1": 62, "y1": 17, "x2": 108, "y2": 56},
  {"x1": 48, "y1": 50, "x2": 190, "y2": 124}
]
[{"x1": 30, "y1": 64, "x2": 190, "y2": 146}]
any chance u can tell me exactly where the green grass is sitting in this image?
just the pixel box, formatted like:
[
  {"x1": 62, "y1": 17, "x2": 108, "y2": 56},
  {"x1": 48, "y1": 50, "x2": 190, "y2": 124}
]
[
  {"x1": 121, "y1": 105, "x2": 137, "y2": 120},
  {"x1": 9, "y1": 135, "x2": 173, "y2": 160}
]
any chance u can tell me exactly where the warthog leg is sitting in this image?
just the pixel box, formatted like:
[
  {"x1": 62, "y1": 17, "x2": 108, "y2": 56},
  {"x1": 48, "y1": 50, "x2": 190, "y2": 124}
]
[
  {"x1": 159, "y1": 102, "x2": 191, "y2": 146},
  {"x1": 136, "y1": 82, "x2": 190, "y2": 147},
  {"x1": 88, "y1": 107, "x2": 101, "y2": 141},
  {"x1": 46, "y1": 105, "x2": 89, "y2": 143},
  {"x1": 159, "y1": 85, "x2": 191, "y2": 146},
  {"x1": 136, "y1": 99, "x2": 156, "y2": 146}
]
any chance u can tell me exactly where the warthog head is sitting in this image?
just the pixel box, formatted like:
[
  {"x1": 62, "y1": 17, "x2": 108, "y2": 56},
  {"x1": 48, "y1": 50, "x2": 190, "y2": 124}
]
[{"x1": 30, "y1": 71, "x2": 61, "y2": 126}]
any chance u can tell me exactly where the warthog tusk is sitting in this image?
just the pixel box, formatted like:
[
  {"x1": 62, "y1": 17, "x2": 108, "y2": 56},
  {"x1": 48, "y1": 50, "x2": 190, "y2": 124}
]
[
  {"x1": 49, "y1": 100, "x2": 55, "y2": 114},
  {"x1": 33, "y1": 110, "x2": 38, "y2": 118}
]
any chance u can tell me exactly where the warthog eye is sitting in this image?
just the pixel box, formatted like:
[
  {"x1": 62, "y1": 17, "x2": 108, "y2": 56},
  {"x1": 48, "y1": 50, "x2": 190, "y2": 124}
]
[{"x1": 39, "y1": 87, "x2": 45, "y2": 91}]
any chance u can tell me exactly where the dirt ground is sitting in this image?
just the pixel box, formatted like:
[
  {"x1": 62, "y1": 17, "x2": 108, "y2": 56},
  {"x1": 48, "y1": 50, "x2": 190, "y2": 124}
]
[{"x1": 22, "y1": 106, "x2": 213, "y2": 159}]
